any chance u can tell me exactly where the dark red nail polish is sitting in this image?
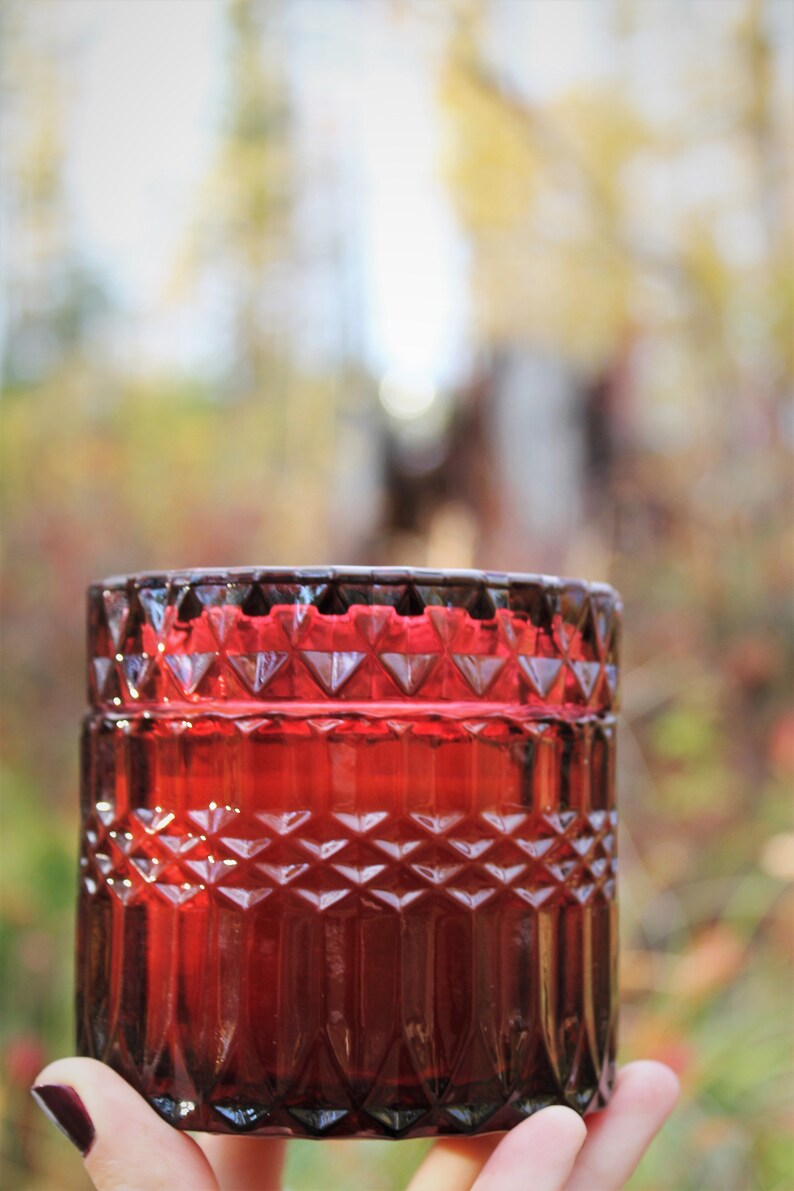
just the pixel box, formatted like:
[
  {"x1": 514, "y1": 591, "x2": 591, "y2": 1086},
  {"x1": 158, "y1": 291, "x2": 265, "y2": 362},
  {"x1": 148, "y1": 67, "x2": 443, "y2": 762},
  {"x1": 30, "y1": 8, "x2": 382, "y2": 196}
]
[{"x1": 31, "y1": 1084, "x2": 96, "y2": 1156}]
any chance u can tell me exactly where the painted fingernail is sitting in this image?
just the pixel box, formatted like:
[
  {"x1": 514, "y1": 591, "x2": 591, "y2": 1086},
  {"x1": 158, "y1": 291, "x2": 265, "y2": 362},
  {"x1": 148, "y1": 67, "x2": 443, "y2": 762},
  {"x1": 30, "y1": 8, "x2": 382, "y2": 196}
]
[{"x1": 31, "y1": 1084, "x2": 96, "y2": 1156}]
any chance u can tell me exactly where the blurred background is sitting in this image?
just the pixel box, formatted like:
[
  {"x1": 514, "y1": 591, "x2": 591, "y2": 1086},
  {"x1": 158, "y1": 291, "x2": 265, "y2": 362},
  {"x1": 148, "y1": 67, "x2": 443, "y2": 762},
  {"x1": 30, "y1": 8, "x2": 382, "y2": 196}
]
[{"x1": 1, "y1": 0, "x2": 792, "y2": 1188}]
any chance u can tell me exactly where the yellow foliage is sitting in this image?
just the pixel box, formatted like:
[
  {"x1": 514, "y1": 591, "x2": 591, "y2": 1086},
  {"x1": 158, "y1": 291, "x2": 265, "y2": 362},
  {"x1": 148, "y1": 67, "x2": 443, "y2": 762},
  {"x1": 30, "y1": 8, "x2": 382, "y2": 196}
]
[
  {"x1": 550, "y1": 86, "x2": 651, "y2": 208},
  {"x1": 440, "y1": 35, "x2": 650, "y2": 360},
  {"x1": 439, "y1": 31, "x2": 542, "y2": 231},
  {"x1": 468, "y1": 230, "x2": 632, "y2": 364}
]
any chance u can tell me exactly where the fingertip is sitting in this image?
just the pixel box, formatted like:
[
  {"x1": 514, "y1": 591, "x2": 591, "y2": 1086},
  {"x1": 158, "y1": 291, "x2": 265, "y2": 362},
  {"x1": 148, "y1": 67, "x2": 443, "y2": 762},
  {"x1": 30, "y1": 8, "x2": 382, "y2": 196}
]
[
  {"x1": 31, "y1": 1057, "x2": 118, "y2": 1157},
  {"x1": 616, "y1": 1060, "x2": 681, "y2": 1115},
  {"x1": 31, "y1": 1079, "x2": 96, "y2": 1157},
  {"x1": 529, "y1": 1103, "x2": 588, "y2": 1146},
  {"x1": 563, "y1": 1062, "x2": 681, "y2": 1191},
  {"x1": 34, "y1": 1056, "x2": 108, "y2": 1089},
  {"x1": 497, "y1": 1103, "x2": 588, "y2": 1152},
  {"x1": 30, "y1": 1057, "x2": 218, "y2": 1191},
  {"x1": 471, "y1": 1102, "x2": 588, "y2": 1190}
]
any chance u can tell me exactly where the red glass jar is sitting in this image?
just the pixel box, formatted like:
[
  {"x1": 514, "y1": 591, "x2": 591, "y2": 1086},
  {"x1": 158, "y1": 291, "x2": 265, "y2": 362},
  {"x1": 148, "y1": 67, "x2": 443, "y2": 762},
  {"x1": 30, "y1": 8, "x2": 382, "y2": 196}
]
[{"x1": 77, "y1": 567, "x2": 620, "y2": 1138}]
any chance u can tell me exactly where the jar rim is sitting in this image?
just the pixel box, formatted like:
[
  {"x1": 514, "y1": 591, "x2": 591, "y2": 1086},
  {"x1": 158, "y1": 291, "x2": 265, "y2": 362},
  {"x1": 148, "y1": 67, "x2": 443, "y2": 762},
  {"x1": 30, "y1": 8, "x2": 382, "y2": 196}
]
[{"x1": 90, "y1": 566, "x2": 620, "y2": 606}]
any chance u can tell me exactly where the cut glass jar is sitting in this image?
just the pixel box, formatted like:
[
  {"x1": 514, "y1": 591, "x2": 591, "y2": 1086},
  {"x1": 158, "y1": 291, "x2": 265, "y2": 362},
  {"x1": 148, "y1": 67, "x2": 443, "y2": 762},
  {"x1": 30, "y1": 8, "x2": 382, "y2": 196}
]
[{"x1": 77, "y1": 567, "x2": 620, "y2": 1138}]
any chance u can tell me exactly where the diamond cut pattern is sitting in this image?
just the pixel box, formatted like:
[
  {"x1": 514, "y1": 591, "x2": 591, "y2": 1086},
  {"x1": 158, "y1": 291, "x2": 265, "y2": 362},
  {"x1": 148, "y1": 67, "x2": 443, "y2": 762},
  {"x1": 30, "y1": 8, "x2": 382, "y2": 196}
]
[
  {"x1": 88, "y1": 569, "x2": 621, "y2": 711},
  {"x1": 82, "y1": 802, "x2": 617, "y2": 909},
  {"x1": 81, "y1": 713, "x2": 618, "y2": 913}
]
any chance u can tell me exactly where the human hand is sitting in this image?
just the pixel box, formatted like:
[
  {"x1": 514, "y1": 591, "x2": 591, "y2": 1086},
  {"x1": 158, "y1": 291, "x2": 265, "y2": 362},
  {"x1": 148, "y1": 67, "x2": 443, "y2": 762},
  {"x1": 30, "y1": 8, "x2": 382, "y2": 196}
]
[{"x1": 31, "y1": 1058, "x2": 678, "y2": 1191}]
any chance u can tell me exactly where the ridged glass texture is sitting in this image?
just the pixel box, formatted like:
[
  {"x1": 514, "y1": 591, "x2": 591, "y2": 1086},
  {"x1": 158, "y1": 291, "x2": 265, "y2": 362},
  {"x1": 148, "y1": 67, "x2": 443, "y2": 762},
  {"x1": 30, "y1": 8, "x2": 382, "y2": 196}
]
[{"x1": 78, "y1": 567, "x2": 621, "y2": 1138}]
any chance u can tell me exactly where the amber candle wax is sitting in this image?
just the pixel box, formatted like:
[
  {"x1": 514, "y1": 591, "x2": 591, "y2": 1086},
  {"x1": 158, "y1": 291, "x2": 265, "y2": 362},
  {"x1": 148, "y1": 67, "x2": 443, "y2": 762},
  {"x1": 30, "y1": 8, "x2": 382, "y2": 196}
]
[{"x1": 78, "y1": 568, "x2": 620, "y2": 1138}]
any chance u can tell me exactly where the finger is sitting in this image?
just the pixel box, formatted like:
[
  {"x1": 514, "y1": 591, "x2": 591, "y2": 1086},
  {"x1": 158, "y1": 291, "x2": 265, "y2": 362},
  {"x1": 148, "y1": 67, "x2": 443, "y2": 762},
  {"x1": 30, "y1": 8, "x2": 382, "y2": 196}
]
[
  {"x1": 564, "y1": 1061, "x2": 680, "y2": 1191},
  {"x1": 471, "y1": 1107, "x2": 587, "y2": 1191},
  {"x1": 31, "y1": 1058, "x2": 218, "y2": 1191},
  {"x1": 197, "y1": 1135, "x2": 286, "y2": 1191},
  {"x1": 406, "y1": 1134, "x2": 503, "y2": 1191}
]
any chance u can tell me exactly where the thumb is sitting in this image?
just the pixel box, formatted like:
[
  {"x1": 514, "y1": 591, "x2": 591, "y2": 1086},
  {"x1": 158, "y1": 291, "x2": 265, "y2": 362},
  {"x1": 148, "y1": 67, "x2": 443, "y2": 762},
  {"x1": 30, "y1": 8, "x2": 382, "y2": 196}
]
[{"x1": 31, "y1": 1057, "x2": 218, "y2": 1191}]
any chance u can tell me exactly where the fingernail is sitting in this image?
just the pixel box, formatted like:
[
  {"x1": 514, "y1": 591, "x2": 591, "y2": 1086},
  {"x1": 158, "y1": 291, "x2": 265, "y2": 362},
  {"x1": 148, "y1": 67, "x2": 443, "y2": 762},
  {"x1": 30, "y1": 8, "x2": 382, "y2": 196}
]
[{"x1": 31, "y1": 1084, "x2": 96, "y2": 1156}]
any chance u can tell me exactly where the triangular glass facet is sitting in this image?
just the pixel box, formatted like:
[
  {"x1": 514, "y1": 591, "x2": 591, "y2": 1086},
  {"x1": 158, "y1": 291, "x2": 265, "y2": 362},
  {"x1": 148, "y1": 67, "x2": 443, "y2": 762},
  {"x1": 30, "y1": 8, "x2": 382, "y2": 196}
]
[
  {"x1": 444, "y1": 1102, "x2": 500, "y2": 1130},
  {"x1": 103, "y1": 590, "x2": 129, "y2": 651},
  {"x1": 121, "y1": 654, "x2": 156, "y2": 700},
  {"x1": 559, "y1": 585, "x2": 588, "y2": 651},
  {"x1": 92, "y1": 657, "x2": 114, "y2": 699},
  {"x1": 590, "y1": 591, "x2": 615, "y2": 659},
  {"x1": 451, "y1": 653, "x2": 507, "y2": 696},
  {"x1": 288, "y1": 1107, "x2": 348, "y2": 1132},
  {"x1": 571, "y1": 660, "x2": 601, "y2": 701},
  {"x1": 353, "y1": 605, "x2": 394, "y2": 645},
  {"x1": 216, "y1": 886, "x2": 272, "y2": 909},
  {"x1": 517, "y1": 656, "x2": 563, "y2": 698},
  {"x1": 212, "y1": 1100, "x2": 270, "y2": 1131},
  {"x1": 164, "y1": 652, "x2": 217, "y2": 696},
  {"x1": 153, "y1": 882, "x2": 202, "y2": 906},
  {"x1": 175, "y1": 585, "x2": 203, "y2": 623},
  {"x1": 228, "y1": 651, "x2": 288, "y2": 694},
  {"x1": 138, "y1": 586, "x2": 169, "y2": 633},
  {"x1": 513, "y1": 1093, "x2": 557, "y2": 1117},
  {"x1": 300, "y1": 650, "x2": 365, "y2": 695},
  {"x1": 379, "y1": 652, "x2": 439, "y2": 695},
  {"x1": 394, "y1": 585, "x2": 425, "y2": 616},
  {"x1": 366, "y1": 1106, "x2": 429, "y2": 1134},
  {"x1": 466, "y1": 587, "x2": 497, "y2": 620}
]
